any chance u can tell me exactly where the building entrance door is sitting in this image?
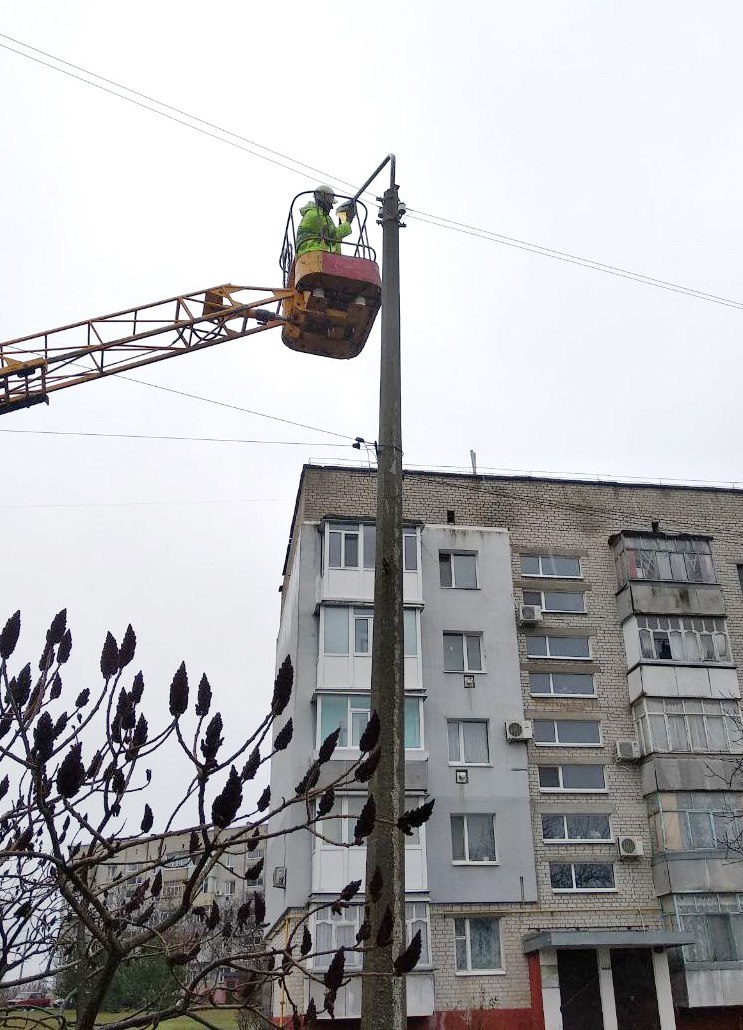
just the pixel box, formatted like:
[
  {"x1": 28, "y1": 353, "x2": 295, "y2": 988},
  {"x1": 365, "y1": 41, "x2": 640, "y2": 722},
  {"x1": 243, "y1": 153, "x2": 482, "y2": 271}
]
[
  {"x1": 611, "y1": 948, "x2": 660, "y2": 1030},
  {"x1": 557, "y1": 949, "x2": 604, "y2": 1030}
]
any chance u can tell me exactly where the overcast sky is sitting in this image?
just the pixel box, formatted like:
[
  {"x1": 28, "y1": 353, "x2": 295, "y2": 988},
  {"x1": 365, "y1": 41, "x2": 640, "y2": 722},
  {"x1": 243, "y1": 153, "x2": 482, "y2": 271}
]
[{"x1": 2, "y1": 2, "x2": 742, "y2": 815}]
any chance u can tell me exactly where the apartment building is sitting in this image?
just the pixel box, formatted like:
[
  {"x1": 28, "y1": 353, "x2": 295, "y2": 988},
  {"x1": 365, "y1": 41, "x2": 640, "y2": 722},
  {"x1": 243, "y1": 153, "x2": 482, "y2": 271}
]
[
  {"x1": 265, "y1": 464, "x2": 743, "y2": 1030},
  {"x1": 100, "y1": 828, "x2": 265, "y2": 1000}
]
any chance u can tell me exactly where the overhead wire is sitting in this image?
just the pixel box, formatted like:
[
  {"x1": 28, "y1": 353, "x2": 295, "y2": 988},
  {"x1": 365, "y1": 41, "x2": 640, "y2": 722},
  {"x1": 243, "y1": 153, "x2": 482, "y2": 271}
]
[
  {"x1": 114, "y1": 374, "x2": 362, "y2": 441},
  {"x1": 2, "y1": 33, "x2": 742, "y2": 312},
  {"x1": 0, "y1": 34, "x2": 364, "y2": 201},
  {"x1": 0, "y1": 428, "x2": 353, "y2": 446}
]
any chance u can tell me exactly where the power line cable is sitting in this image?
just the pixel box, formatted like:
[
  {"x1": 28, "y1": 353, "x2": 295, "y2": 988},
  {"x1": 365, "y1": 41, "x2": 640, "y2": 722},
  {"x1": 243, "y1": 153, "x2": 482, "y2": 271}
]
[
  {"x1": 0, "y1": 428, "x2": 352, "y2": 446},
  {"x1": 0, "y1": 34, "x2": 365, "y2": 200},
  {"x1": 2, "y1": 35, "x2": 742, "y2": 312},
  {"x1": 405, "y1": 211, "x2": 743, "y2": 311},
  {"x1": 115, "y1": 374, "x2": 362, "y2": 441}
]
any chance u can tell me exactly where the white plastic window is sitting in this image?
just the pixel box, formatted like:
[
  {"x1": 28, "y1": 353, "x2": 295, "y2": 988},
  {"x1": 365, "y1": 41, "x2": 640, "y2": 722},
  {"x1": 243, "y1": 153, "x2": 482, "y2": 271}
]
[
  {"x1": 447, "y1": 720, "x2": 489, "y2": 764},
  {"x1": 450, "y1": 814, "x2": 497, "y2": 863},
  {"x1": 454, "y1": 917, "x2": 502, "y2": 972},
  {"x1": 443, "y1": 633, "x2": 483, "y2": 672},
  {"x1": 533, "y1": 719, "x2": 601, "y2": 746}
]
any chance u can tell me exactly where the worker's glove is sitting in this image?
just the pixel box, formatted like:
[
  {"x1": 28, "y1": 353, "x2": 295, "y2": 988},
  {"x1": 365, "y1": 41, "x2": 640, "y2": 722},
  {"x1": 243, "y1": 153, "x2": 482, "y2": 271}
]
[{"x1": 337, "y1": 201, "x2": 355, "y2": 224}]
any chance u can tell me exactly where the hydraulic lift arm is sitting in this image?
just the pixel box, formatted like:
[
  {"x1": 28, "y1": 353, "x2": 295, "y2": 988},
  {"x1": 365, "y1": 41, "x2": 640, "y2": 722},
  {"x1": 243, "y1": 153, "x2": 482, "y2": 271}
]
[{"x1": 0, "y1": 284, "x2": 292, "y2": 415}]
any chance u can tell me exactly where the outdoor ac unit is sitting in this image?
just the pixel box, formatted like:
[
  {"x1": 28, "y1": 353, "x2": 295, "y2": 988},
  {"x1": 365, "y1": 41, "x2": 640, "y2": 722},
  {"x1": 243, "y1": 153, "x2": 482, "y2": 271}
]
[
  {"x1": 273, "y1": 865, "x2": 287, "y2": 889},
  {"x1": 519, "y1": 603, "x2": 543, "y2": 626},
  {"x1": 215, "y1": 889, "x2": 223, "y2": 896},
  {"x1": 615, "y1": 739, "x2": 641, "y2": 763},
  {"x1": 505, "y1": 719, "x2": 533, "y2": 742},
  {"x1": 617, "y1": 835, "x2": 644, "y2": 859}
]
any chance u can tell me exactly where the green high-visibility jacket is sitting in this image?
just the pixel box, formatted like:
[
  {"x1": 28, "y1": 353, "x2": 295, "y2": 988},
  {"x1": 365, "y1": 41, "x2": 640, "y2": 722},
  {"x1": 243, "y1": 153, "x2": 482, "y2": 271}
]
[{"x1": 295, "y1": 202, "x2": 352, "y2": 257}]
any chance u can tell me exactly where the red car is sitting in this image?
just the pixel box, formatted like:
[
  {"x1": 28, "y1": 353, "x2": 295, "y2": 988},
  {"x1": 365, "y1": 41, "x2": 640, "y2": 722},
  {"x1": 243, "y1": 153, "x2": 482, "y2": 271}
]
[{"x1": 8, "y1": 992, "x2": 58, "y2": 1008}]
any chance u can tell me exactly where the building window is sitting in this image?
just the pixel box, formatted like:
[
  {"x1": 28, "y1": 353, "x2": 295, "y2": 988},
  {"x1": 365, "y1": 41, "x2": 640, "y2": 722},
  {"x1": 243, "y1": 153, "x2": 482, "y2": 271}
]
[
  {"x1": 529, "y1": 672, "x2": 595, "y2": 697},
  {"x1": 523, "y1": 589, "x2": 585, "y2": 614},
  {"x1": 447, "y1": 720, "x2": 490, "y2": 764},
  {"x1": 443, "y1": 632, "x2": 483, "y2": 672},
  {"x1": 405, "y1": 903, "x2": 430, "y2": 965},
  {"x1": 738, "y1": 565, "x2": 743, "y2": 595},
  {"x1": 636, "y1": 615, "x2": 730, "y2": 664},
  {"x1": 533, "y1": 719, "x2": 602, "y2": 747},
  {"x1": 521, "y1": 555, "x2": 582, "y2": 579},
  {"x1": 323, "y1": 607, "x2": 419, "y2": 657},
  {"x1": 662, "y1": 893, "x2": 743, "y2": 963},
  {"x1": 326, "y1": 523, "x2": 418, "y2": 573},
  {"x1": 328, "y1": 523, "x2": 360, "y2": 569},
  {"x1": 549, "y1": 862, "x2": 615, "y2": 891},
  {"x1": 634, "y1": 698, "x2": 743, "y2": 755},
  {"x1": 647, "y1": 792, "x2": 743, "y2": 852},
  {"x1": 403, "y1": 528, "x2": 419, "y2": 572},
  {"x1": 317, "y1": 694, "x2": 422, "y2": 750},
  {"x1": 541, "y1": 813, "x2": 612, "y2": 842},
  {"x1": 315, "y1": 795, "x2": 424, "y2": 850},
  {"x1": 454, "y1": 917, "x2": 503, "y2": 973},
  {"x1": 613, "y1": 534, "x2": 716, "y2": 587},
  {"x1": 225, "y1": 880, "x2": 236, "y2": 896},
  {"x1": 315, "y1": 906, "x2": 364, "y2": 968},
  {"x1": 526, "y1": 635, "x2": 590, "y2": 660},
  {"x1": 439, "y1": 552, "x2": 478, "y2": 589},
  {"x1": 451, "y1": 814, "x2": 497, "y2": 863},
  {"x1": 538, "y1": 764, "x2": 606, "y2": 792}
]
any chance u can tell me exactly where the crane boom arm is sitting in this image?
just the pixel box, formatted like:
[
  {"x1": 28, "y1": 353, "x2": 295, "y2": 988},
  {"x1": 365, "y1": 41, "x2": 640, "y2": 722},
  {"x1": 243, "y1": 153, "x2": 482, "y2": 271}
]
[{"x1": 0, "y1": 284, "x2": 292, "y2": 415}]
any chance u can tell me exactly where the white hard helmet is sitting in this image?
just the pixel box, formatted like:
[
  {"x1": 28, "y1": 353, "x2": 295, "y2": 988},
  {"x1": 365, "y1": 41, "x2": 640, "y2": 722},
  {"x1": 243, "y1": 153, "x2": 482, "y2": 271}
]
[{"x1": 314, "y1": 184, "x2": 335, "y2": 205}]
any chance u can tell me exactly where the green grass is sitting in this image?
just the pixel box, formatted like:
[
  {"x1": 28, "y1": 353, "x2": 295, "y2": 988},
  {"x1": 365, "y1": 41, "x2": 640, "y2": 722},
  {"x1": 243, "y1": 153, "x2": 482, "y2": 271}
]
[
  {"x1": 2, "y1": 1011, "x2": 244, "y2": 1030},
  {"x1": 95, "y1": 1011, "x2": 241, "y2": 1030}
]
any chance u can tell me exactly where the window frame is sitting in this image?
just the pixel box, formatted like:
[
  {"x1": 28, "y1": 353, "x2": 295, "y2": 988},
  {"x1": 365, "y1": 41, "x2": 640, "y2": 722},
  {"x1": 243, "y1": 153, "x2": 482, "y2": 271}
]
[
  {"x1": 523, "y1": 588, "x2": 586, "y2": 614},
  {"x1": 635, "y1": 615, "x2": 731, "y2": 665},
  {"x1": 439, "y1": 551, "x2": 479, "y2": 590},
  {"x1": 634, "y1": 697, "x2": 743, "y2": 756},
  {"x1": 327, "y1": 523, "x2": 361, "y2": 570},
  {"x1": 450, "y1": 813, "x2": 498, "y2": 864},
  {"x1": 405, "y1": 902, "x2": 431, "y2": 966},
  {"x1": 313, "y1": 905, "x2": 364, "y2": 969},
  {"x1": 453, "y1": 916, "x2": 504, "y2": 974},
  {"x1": 526, "y1": 634, "x2": 591, "y2": 661},
  {"x1": 647, "y1": 792, "x2": 743, "y2": 853},
  {"x1": 447, "y1": 719, "x2": 491, "y2": 766},
  {"x1": 538, "y1": 763, "x2": 607, "y2": 793},
  {"x1": 521, "y1": 554, "x2": 582, "y2": 580},
  {"x1": 663, "y1": 892, "x2": 743, "y2": 964},
  {"x1": 529, "y1": 672, "x2": 596, "y2": 698},
  {"x1": 614, "y1": 534, "x2": 716, "y2": 588},
  {"x1": 541, "y1": 812, "x2": 612, "y2": 843},
  {"x1": 549, "y1": 861, "x2": 616, "y2": 892},
  {"x1": 443, "y1": 632, "x2": 484, "y2": 673},
  {"x1": 533, "y1": 718, "x2": 602, "y2": 748},
  {"x1": 325, "y1": 523, "x2": 419, "y2": 574},
  {"x1": 322, "y1": 606, "x2": 419, "y2": 658},
  {"x1": 316, "y1": 693, "x2": 423, "y2": 752}
]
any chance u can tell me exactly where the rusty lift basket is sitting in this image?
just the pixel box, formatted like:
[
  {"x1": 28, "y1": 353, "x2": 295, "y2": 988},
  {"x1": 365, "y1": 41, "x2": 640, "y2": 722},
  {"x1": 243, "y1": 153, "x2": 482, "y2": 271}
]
[{"x1": 278, "y1": 192, "x2": 382, "y2": 360}]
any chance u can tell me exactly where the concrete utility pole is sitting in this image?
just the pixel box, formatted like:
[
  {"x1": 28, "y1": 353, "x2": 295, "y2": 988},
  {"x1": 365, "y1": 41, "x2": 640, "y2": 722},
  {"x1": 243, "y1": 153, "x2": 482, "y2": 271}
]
[{"x1": 359, "y1": 156, "x2": 406, "y2": 1029}]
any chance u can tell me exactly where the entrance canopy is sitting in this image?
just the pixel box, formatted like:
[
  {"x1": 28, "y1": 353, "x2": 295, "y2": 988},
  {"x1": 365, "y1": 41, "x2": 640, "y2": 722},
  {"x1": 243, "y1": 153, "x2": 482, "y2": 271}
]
[{"x1": 523, "y1": 929, "x2": 694, "y2": 952}]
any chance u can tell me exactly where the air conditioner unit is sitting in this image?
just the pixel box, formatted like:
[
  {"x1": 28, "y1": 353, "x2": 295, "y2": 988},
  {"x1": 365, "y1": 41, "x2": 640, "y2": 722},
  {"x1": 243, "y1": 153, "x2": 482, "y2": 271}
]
[
  {"x1": 505, "y1": 719, "x2": 533, "y2": 742},
  {"x1": 215, "y1": 889, "x2": 223, "y2": 897},
  {"x1": 617, "y1": 835, "x2": 644, "y2": 860},
  {"x1": 519, "y1": 603, "x2": 543, "y2": 626},
  {"x1": 273, "y1": 865, "x2": 287, "y2": 889},
  {"x1": 615, "y1": 739, "x2": 641, "y2": 763}
]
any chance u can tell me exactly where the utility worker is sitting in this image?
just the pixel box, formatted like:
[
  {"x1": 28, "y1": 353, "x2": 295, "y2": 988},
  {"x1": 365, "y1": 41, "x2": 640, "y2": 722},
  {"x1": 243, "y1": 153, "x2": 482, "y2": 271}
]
[{"x1": 295, "y1": 185, "x2": 354, "y2": 257}]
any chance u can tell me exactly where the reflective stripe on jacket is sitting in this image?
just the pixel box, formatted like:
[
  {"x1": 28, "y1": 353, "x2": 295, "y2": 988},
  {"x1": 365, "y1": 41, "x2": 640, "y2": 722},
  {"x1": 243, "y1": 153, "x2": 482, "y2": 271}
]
[{"x1": 295, "y1": 202, "x2": 352, "y2": 256}]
